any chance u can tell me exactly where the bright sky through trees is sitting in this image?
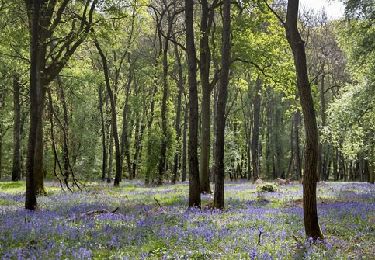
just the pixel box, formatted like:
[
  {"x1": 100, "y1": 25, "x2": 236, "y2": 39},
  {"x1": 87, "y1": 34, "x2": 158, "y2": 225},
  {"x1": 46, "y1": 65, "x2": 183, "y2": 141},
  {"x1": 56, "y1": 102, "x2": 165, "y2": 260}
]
[{"x1": 300, "y1": 0, "x2": 345, "y2": 19}]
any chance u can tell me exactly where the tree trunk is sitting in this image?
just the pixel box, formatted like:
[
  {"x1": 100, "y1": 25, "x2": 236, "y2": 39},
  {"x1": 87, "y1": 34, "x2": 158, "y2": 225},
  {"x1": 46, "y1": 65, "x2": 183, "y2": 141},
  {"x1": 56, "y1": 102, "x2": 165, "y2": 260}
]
[
  {"x1": 26, "y1": 0, "x2": 42, "y2": 210},
  {"x1": 285, "y1": 0, "x2": 323, "y2": 239},
  {"x1": 214, "y1": 0, "x2": 231, "y2": 209},
  {"x1": 12, "y1": 75, "x2": 21, "y2": 181},
  {"x1": 182, "y1": 100, "x2": 188, "y2": 182},
  {"x1": 57, "y1": 78, "x2": 76, "y2": 188},
  {"x1": 186, "y1": 0, "x2": 201, "y2": 207},
  {"x1": 98, "y1": 84, "x2": 107, "y2": 181},
  {"x1": 0, "y1": 132, "x2": 2, "y2": 180},
  {"x1": 95, "y1": 40, "x2": 122, "y2": 187},
  {"x1": 251, "y1": 78, "x2": 262, "y2": 181},
  {"x1": 293, "y1": 110, "x2": 302, "y2": 180},
  {"x1": 47, "y1": 88, "x2": 63, "y2": 186},
  {"x1": 120, "y1": 73, "x2": 132, "y2": 179},
  {"x1": 199, "y1": 0, "x2": 213, "y2": 193},
  {"x1": 274, "y1": 100, "x2": 283, "y2": 178},
  {"x1": 172, "y1": 43, "x2": 184, "y2": 184}
]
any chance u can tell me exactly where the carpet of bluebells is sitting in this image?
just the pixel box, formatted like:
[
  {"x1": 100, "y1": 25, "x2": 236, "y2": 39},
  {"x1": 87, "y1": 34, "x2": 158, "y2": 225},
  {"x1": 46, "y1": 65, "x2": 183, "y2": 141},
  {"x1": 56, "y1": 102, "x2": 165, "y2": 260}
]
[{"x1": 0, "y1": 181, "x2": 374, "y2": 259}]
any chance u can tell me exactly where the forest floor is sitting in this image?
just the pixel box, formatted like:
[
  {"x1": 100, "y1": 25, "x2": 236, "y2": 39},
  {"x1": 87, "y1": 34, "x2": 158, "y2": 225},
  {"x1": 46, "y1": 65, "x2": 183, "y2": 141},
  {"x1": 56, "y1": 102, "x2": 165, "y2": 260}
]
[{"x1": 0, "y1": 181, "x2": 374, "y2": 259}]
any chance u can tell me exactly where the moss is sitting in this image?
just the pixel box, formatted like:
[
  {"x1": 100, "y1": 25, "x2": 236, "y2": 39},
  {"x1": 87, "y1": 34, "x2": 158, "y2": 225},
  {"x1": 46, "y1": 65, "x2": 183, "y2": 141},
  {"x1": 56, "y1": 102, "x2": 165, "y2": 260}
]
[{"x1": 257, "y1": 184, "x2": 276, "y2": 192}]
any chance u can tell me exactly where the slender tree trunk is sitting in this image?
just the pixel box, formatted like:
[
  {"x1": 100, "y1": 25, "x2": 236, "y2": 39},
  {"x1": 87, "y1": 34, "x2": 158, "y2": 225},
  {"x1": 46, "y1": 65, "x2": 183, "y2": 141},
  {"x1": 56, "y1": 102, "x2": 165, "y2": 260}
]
[
  {"x1": 251, "y1": 78, "x2": 261, "y2": 181},
  {"x1": 0, "y1": 132, "x2": 2, "y2": 180},
  {"x1": 214, "y1": 0, "x2": 231, "y2": 209},
  {"x1": 95, "y1": 40, "x2": 122, "y2": 186},
  {"x1": 265, "y1": 88, "x2": 272, "y2": 178},
  {"x1": 98, "y1": 84, "x2": 107, "y2": 181},
  {"x1": 26, "y1": 0, "x2": 42, "y2": 210},
  {"x1": 319, "y1": 68, "x2": 326, "y2": 181},
  {"x1": 172, "y1": 43, "x2": 184, "y2": 184},
  {"x1": 108, "y1": 128, "x2": 114, "y2": 183},
  {"x1": 47, "y1": 88, "x2": 63, "y2": 186},
  {"x1": 57, "y1": 78, "x2": 76, "y2": 188},
  {"x1": 158, "y1": 16, "x2": 173, "y2": 185},
  {"x1": 145, "y1": 83, "x2": 157, "y2": 185},
  {"x1": 285, "y1": 0, "x2": 323, "y2": 239},
  {"x1": 186, "y1": 0, "x2": 201, "y2": 207},
  {"x1": 120, "y1": 74, "x2": 132, "y2": 178},
  {"x1": 12, "y1": 75, "x2": 21, "y2": 181},
  {"x1": 182, "y1": 100, "x2": 188, "y2": 182},
  {"x1": 293, "y1": 110, "x2": 302, "y2": 180}
]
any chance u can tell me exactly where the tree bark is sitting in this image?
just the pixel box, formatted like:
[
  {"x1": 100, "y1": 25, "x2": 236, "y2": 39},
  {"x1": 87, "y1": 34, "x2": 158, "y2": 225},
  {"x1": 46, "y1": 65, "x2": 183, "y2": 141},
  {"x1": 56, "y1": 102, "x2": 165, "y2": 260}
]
[
  {"x1": 285, "y1": 0, "x2": 323, "y2": 239},
  {"x1": 214, "y1": 0, "x2": 231, "y2": 209},
  {"x1": 186, "y1": 0, "x2": 201, "y2": 207},
  {"x1": 12, "y1": 75, "x2": 22, "y2": 181}
]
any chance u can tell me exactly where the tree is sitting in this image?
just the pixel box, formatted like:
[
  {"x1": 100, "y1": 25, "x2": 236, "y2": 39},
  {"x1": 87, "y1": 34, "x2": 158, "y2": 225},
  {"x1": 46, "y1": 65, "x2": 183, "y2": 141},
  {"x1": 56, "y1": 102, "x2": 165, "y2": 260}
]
[
  {"x1": 213, "y1": 0, "x2": 231, "y2": 209},
  {"x1": 24, "y1": 0, "x2": 97, "y2": 195},
  {"x1": 25, "y1": 0, "x2": 42, "y2": 210},
  {"x1": 11, "y1": 75, "x2": 21, "y2": 181},
  {"x1": 284, "y1": 0, "x2": 323, "y2": 239},
  {"x1": 251, "y1": 78, "x2": 262, "y2": 181},
  {"x1": 185, "y1": 0, "x2": 201, "y2": 207}
]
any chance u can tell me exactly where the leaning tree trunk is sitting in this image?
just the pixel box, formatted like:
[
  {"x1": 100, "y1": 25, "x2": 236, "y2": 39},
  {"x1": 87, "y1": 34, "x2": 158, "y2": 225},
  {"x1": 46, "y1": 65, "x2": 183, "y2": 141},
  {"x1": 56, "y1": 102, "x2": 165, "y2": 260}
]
[
  {"x1": 186, "y1": 0, "x2": 201, "y2": 207},
  {"x1": 285, "y1": 0, "x2": 323, "y2": 239},
  {"x1": 12, "y1": 75, "x2": 22, "y2": 181},
  {"x1": 213, "y1": 0, "x2": 231, "y2": 209}
]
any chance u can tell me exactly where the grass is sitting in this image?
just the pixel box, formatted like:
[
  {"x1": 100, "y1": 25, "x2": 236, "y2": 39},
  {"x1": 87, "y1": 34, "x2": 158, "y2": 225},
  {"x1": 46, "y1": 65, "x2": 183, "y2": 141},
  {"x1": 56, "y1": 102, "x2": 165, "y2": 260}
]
[{"x1": 0, "y1": 180, "x2": 374, "y2": 259}]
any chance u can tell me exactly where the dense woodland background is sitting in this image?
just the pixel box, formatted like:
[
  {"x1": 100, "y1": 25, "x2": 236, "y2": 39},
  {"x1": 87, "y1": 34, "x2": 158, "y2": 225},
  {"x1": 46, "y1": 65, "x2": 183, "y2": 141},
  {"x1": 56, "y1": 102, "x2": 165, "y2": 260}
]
[
  {"x1": 1, "y1": 0, "x2": 373, "y2": 183},
  {"x1": 0, "y1": 0, "x2": 374, "y2": 218}
]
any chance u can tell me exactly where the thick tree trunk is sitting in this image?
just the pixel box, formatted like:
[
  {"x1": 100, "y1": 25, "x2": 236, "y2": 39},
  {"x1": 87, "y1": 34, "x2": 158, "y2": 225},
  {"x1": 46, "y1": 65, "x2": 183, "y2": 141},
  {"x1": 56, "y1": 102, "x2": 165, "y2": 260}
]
[
  {"x1": 186, "y1": 0, "x2": 201, "y2": 207},
  {"x1": 214, "y1": 0, "x2": 231, "y2": 209},
  {"x1": 12, "y1": 75, "x2": 21, "y2": 181},
  {"x1": 26, "y1": 0, "x2": 42, "y2": 210},
  {"x1": 285, "y1": 0, "x2": 323, "y2": 239},
  {"x1": 199, "y1": 0, "x2": 213, "y2": 193},
  {"x1": 251, "y1": 78, "x2": 261, "y2": 181},
  {"x1": 98, "y1": 84, "x2": 107, "y2": 181},
  {"x1": 95, "y1": 40, "x2": 122, "y2": 186}
]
